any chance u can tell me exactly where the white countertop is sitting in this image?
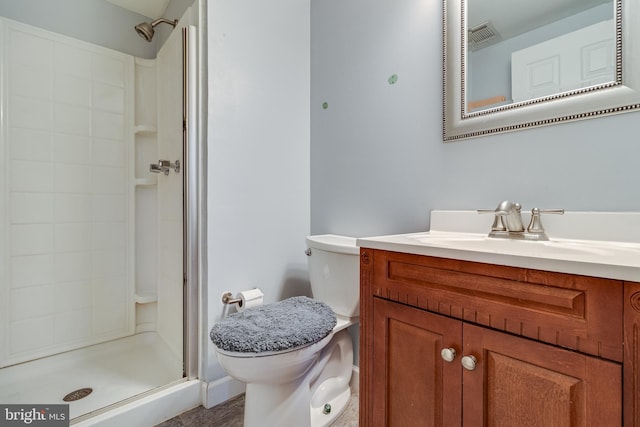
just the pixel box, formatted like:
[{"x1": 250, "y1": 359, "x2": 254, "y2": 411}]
[{"x1": 356, "y1": 211, "x2": 640, "y2": 282}]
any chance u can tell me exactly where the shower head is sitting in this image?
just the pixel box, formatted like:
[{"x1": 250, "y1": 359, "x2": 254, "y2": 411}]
[{"x1": 134, "y1": 18, "x2": 178, "y2": 42}]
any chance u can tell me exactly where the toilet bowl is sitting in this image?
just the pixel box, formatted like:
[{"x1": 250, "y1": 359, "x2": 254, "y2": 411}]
[{"x1": 210, "y1": 235, "x2": 359, "y2": 427}]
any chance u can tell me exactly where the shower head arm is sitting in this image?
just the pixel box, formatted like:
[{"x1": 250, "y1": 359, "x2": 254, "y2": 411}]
[{"x1": 150, "y1": 18, "x2": 178, "y2": 28}]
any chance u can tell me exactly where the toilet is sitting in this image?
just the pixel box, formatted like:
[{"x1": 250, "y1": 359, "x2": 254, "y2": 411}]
[{"x1": 210, "y1": 234, "x2": 359, "y2": 427}]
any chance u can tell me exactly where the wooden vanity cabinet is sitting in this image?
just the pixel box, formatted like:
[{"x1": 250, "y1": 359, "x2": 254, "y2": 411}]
[
  {"x1": 360, "y1": 249, "x2": 635, "y2": 427},
  {"x1": 371, "y1": 297, "x2": 462, "y2": 426}
]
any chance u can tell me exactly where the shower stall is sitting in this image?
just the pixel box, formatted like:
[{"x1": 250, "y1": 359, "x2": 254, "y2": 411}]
[{"x1": 0, "y1": 2, "x2": 200, "y2": 422}]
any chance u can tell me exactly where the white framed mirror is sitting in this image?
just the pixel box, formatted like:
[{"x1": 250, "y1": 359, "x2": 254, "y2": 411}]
[{"x1": 443, "y1": 0, "x2": 640, "y2": 141}]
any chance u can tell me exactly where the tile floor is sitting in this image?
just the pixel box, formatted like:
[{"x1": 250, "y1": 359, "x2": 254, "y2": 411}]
[{"x1": 155, "y1": 392, "x2": 359, "y2": 427}]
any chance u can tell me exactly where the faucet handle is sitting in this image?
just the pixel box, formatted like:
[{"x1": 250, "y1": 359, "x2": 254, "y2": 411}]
[
  {"x1": 477, "y1": 209, "x2": 507, "y2": 215},
  {"x1": 526, "y1": 208, "x2": 565, "y2": 240},
  {"x1": 477, "y1": 209, "x2": 507, "y2": 232},
  {"x1": 536, "y1": 208, "x2": 565, "y2": 215}
]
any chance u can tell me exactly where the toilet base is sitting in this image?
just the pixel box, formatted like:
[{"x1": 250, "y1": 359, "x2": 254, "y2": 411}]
[
  {"x1": 308, "y1": 329, "x2": 353, "y2": 426},
  {"x1": 240, "y1": 329, "x2": 354, "y2": 427},
  {"x1": 310, "y1": 385, "x2": 351, "y2": 427},
  {"x1": 244, "y1": 379, "x2": 314, "y2": 427},
  {"x1": 243, "y1": 376, "x2": 352, "y2": 427}
]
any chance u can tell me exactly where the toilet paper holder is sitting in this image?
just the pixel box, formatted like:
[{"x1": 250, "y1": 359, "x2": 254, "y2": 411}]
[
  {"x1": 222, "y1": 288, "x2": 264, "y2": 312},
  {"x1": 221, "y1": 292, "x2": 242, "y2": 306}
]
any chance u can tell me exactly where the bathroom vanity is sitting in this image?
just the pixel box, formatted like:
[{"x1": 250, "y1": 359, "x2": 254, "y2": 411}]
[{"x1": 357, "y1": 211, "x2": 640, "y2": 426}]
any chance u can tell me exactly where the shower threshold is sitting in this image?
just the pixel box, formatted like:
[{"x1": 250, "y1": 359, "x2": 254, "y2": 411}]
[{"x1": 0, "y1": 332, "x2": 183, "y2": 420}]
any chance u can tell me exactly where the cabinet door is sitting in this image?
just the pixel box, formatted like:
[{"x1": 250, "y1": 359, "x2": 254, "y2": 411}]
[
  {"x1": 372, "y1": 298, "x2": 462, "y2": 427},
  {"x1": 462, "y1": 323, "x2": 622, "y2": 427}
]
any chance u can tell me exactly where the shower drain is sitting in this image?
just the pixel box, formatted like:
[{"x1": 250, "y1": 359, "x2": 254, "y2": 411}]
[{"x1": 63, "y1": 387, "x2": 93, "y2": 402}]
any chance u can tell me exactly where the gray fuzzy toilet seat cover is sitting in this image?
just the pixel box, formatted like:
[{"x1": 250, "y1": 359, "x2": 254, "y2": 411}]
[{"x1": 210, "y1": 296, "x2": 337, "y2": 353}]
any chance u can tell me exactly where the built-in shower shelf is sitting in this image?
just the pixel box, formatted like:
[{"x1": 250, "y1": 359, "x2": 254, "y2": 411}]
[
  {"x1": 135, "y1": 292, "x2": 157, "y2": 304},
  {"x1": 135, "y1": 177, "x2": 157, "y2": 186},
  {"x1": 134, "y1": 125, "x2": 157, "y2": 135}
]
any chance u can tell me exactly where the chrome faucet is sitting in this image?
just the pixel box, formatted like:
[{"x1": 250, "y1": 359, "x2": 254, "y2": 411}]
[{"x1": 478, "y1": 201, "x2": 564, "y2": 241}]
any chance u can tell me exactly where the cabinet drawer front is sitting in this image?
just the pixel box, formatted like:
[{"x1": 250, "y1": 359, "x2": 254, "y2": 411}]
[{"x1": 364, "y1": 249, "x2": 623, "y2": 362}]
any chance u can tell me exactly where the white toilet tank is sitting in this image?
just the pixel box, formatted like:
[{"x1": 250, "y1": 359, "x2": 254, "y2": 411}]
[{"x1": 306, "y1": 234, "x2": 360, "y2": 319}]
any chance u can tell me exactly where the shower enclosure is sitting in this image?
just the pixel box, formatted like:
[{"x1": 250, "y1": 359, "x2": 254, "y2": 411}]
[{"x1": 0, "y1": 3, "x2": 199, "y2": 421}]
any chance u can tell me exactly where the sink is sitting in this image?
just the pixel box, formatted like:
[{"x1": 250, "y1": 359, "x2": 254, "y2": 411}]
[
  {"x1": 406, "y1": 232, "x2": 636, "y2": 258},
  {"x1": 356, "y1": 211, "x2": 640, "y2": 282}
]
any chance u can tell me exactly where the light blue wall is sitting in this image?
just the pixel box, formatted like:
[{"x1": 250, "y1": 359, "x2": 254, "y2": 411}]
[
  {"x1": 205, "y1": 0, "x2": 311, "y2": 388},
  {"x1": 311, "y1": 0, "x2": 640, "y2": 238}
]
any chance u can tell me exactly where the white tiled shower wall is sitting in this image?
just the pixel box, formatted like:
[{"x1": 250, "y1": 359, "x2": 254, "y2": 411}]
[{"x1": 1, "y1": 17, "x2": 134, "y2": 367}]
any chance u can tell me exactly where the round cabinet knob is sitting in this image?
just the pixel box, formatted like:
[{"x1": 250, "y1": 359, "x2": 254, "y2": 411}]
[
  {"x1": 440, "y1": 348, "x2": 457, "y2": 362},
  {"x1": 461, "y1": 355, "x2": 477, "y2": 371}
]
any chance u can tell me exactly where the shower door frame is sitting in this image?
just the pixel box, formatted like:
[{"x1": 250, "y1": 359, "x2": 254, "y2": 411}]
[{"x1": 182, "y1": 25, "x2": 200, "y2": 380}]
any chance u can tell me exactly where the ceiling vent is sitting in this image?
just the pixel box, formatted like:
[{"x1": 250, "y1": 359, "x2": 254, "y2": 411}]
[{"x1": 468, "y1": 21, "x2": 501, "y2": 51}]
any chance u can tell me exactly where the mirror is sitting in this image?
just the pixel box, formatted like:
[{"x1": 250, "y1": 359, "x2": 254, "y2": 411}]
[
  {"x1": 443, "y1": 0, "x2": 640, "y2": 141},
  {"x1": 467, "y1": 0, "x2": 615, "y2": 112}
]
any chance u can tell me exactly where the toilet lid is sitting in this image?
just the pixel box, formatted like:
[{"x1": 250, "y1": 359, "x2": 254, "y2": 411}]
[{"x1": 210, "y1": 296, "x2": 337, "y2": 353}]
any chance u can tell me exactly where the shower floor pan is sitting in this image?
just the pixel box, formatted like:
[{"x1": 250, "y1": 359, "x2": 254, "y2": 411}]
[{"x1": 0, "y1": 331, "x2": 183, "y2": 419}]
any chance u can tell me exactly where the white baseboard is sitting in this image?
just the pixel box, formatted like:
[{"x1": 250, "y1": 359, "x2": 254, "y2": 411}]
[{"x1": 203, "y1": 375, "x2": 246, "y2": 409}]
